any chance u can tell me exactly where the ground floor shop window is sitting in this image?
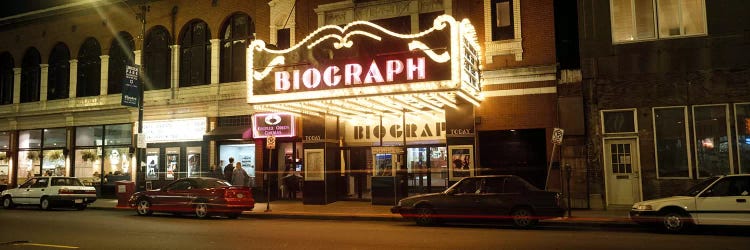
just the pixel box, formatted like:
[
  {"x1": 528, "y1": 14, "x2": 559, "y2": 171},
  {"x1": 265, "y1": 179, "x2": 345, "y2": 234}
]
[
  {"x1": 693, "y1": 104, "x2": 732, "y2": 178},
  {"x1": 653, "y1": 107, "x2": 691, "y2": 178},
  {"x1": 42, "y1": 149, "x2": 66, "y2": 177},
  {"x1": 187, "y1": 147, "x2": 201, "y2": 177},
  {"x1": 0, "y1": 151, "x2": 9, "y2": 185},
  {"x1": 17, "y1": 150, "x2": 40, "y2": 184},
  {"x1": 75, "y1": 148, "x2": 101, "y2": 185},
  {"x1": 219, "y1": 144, "x2": 256, "y2": 185},
  {"x1": 736, "y1": 103, "x2": 750, "y2": 174}
]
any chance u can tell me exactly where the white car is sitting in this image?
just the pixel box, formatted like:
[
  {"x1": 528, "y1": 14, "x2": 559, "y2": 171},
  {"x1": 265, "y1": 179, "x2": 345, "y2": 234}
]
[
  {"x1": 1, "y1": 176, "x2": 97, "y2": 210},
  {"x1": 630, "y1": 174, "x2": 750, "y2": 233}
]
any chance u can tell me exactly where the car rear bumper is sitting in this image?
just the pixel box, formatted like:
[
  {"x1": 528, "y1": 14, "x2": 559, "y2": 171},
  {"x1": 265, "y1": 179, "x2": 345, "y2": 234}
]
[{"x1": 47, "y1": 195, "x2": 97, "y2": 204}]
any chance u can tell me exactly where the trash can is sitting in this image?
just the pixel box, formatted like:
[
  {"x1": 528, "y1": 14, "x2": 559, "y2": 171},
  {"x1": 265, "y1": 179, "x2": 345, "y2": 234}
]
[{"x1": 115, "y1": 180, "x2": 135, "y2": 208}]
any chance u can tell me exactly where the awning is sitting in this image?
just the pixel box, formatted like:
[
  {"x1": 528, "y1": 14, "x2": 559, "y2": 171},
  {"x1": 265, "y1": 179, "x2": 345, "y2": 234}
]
[{"x1": 204, "y1": 126, "x2": 253, "y2": 140}]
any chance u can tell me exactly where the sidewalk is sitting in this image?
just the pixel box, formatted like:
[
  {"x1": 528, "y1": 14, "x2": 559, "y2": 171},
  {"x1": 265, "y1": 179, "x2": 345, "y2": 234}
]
[{"x1": 89, "y1": 198, "x2": 634, "y2": 226}]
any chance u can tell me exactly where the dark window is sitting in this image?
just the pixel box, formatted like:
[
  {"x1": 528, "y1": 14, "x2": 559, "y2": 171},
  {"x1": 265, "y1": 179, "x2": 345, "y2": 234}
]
[
  {"x1": 0, "y1": 52, "x2": 13, "y2": 105},
  {"x1": 453, "y1": 178, "x2": 481, "y2": 194},
  {"x1": 221, "y1": 13, "x2": 254, "y2": 83},
  {"x1": 108, "y1": 32, "x2": 135, "y2": 94},
  {"x1": 48, "y1": 43, "x2": 70, "y2": 100},
  {"x1": 19, "y1": 178, "x2": 34, "y2": 188},
  {"x1": 482, "y1": 177, "x2": 503, "y2": 193},
  {"x1": 276, "y1": 28, "x2": 289, "y2": 50},
  {"x1": 602, "y1": 110, "x2": 636, "y2": 133},
  {"x1": 503, "y1": 177, "x2": 528, "y2": 193},
  {"x1": 180, "y1": 20, "x2": 211, "y2": 87},
  {"x1": 168, "y1": 180, "x2": 192, "y2": 191},
  {"x1": 144, "y1": 26, "x2": 171, "y2": 90},
  {"x1": 77, "y1": 37, "x2": 101, "y2": 97},
  {"x1": 20, "y1": 47, "x2": 41, "y2": 103},
  {"x1": 491, "y1": 0, "x2": 514, "y2": 41}
]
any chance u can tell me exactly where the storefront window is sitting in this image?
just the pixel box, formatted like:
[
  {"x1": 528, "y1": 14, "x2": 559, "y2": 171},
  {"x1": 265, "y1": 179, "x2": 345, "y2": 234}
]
[
  {"x1": 103, "y1": 147, "x2": 130, "y2": 183},
  {"x1": 18, "y1": 150, "x2": 40, "y2": 184},
  {"x1": 0, "y1": 152, "x2": 9, "y2": 185},
  {"x1": 74, "y1": 148, "x2": 101, "y2": 185},
  {"x1": 693, "y1": 105, "x2": 731, "y2": 178},
  {"x1": 42, "y1": 149, "x2": 65, "y2": 176},
  {"x1": 220, "y1": 144, "x2": 256, "y2": 186},
  {"x1": 653, "y1": 107, "x2": 691, "y2": 178},
  {"x1": 165, "y1": 147, "x2": 179, "y2": 180},
  {"x1": 76, "y1": 126, "x2": 103, "y2": 146},
  {"x1": 19, "y1": 130, "x2": 42, "y2": 148},
  {"x1": 105, "y1": 124, "x2": 131, "y2": 145},
  {"x1": 43, "y1": 128, "x2": 66, "y2": 148},
  {"x1": 736, "y1": 103, "x2": 750, "y2": 174}
]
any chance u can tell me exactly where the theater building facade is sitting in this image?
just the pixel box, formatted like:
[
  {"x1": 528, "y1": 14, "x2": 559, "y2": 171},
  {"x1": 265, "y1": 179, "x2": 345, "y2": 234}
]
[{"x1": 1, "y1": 0, "x2": 570, "y2": 206}]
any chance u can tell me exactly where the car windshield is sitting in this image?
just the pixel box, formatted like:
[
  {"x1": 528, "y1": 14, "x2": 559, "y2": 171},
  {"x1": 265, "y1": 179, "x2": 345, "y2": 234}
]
[
  {"x1": 683, "y1": 177, "x2": 720, "y2": 196},
  {"x1": 51, "y1": 178, "x2": 84, "y2": 186}
]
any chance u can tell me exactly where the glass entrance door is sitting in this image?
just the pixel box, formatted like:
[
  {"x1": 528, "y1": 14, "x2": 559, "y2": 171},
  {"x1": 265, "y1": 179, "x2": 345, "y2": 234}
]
[{"x1": 406, "y1": 147, "x2": 448, "y2": 195}]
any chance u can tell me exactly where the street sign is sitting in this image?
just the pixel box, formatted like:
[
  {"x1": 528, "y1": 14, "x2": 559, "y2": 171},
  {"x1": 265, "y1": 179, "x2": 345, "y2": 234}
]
[
  {"x1": 137, "y1": 133, "x2": 146, "y2": 149},
  {"x1": 552, "y1": 128, "x2": 565, "y2": 145},
  {"x1": 121, "y1": 65, "x2": 140, "y2": 107},
  {"x1": 267, "y1": 135, "x2": 276, "y2": 149}
]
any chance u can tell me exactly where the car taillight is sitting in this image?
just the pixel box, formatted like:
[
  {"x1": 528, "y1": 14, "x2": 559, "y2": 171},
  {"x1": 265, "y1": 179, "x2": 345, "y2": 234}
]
[{"x1": 225, "y1": 189, "x2": 237, "y2": 198}]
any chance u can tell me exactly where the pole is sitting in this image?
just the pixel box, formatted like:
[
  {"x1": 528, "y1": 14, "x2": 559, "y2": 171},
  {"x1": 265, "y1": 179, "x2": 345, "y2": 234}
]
[
  {"x1": 565, "y1": 163, "x2": 572, "y2": 217},
  {"x1": 544, "y1": 143, "x2": 557, "y2": 190},
  {"x1": 265, "y1": 148, "x2": 272, "y2": 212},
  {"x1": 136, "y1": 3, "x2": 147, "y2": 187}
]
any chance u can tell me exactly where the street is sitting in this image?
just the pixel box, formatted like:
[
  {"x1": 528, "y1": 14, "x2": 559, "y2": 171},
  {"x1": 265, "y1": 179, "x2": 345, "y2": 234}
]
[{"x1": 1, "y1": 208, "x2": 749, "y2": 249}]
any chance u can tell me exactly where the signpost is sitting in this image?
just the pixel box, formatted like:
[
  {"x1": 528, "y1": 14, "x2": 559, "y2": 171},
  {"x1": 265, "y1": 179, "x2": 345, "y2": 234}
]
[
  {"x1": 545, "y1": 128, "x2": 564, "y2": 190},
  {"x1": 265, "y1": 135, "x2": 276, "y2": 212}
]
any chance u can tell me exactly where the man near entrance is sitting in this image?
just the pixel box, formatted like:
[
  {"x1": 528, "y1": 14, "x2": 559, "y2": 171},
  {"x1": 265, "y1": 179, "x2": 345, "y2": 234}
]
[{"x1": 223, "y1": 157, "x2": 235, "y2": 182}]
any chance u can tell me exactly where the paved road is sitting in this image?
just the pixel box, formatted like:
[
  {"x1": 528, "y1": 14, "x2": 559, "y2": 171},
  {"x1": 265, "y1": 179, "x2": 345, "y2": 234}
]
[{"x1": 1, "y1": 207, "x2": 749, "y2": 249}]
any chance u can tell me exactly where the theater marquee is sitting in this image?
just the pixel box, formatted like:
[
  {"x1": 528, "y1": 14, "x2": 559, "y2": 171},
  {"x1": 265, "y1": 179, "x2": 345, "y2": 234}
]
[{"x1": 247, "y1": 15, "x2": 481, "y2": 119}]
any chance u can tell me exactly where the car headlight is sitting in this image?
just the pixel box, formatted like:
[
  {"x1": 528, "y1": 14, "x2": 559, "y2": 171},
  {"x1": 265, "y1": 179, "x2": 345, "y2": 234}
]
[{"x1": 636, "y1": 204, "x2": 653, "y2": 211}]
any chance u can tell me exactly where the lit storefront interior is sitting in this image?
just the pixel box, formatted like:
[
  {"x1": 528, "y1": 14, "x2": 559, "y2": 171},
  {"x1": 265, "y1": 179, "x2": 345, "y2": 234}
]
[
  {"x1": 73, "y1": 124, "x2": 133, "y2": 196},
  {"x1": 138, "y1": 118, "x2": 206, "y2": 190},
  {"x1": 248, "y1": 15, "x2": 481, "y2": 205}
]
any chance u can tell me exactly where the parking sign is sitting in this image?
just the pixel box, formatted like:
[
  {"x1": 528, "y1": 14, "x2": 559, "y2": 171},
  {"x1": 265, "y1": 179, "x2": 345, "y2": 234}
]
[{"x1": 267, "y1": 135, "x2": 276, "y2": 149}]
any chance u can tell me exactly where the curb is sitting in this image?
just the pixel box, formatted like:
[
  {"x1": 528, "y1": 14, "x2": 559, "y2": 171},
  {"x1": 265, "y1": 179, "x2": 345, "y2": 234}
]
[{"x1": 88, "y1": 205, "x2": 637, "y2": 227}]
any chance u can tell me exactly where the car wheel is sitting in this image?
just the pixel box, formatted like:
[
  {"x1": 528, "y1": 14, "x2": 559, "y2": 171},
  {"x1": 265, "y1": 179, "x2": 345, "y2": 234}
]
[
  {"x1": 661, "y1": 211, "x2": 691, "y2": 233},
  {"x1": 226, "y1": 213, "x2": 241, "y2": 219},
  {"x1": 40, "y1": 197, "x2": 52, "y2": 211},
  {"x1": 2, "y1": 196, "x2": 14, "y2": 209},
  {"x1": 414, "y1": 206, "x2": 436, "y2": 226},
  {"x1": 511, "y1": 207, "x2": 538, "y2": 229},
  {"x1": 136, "y1": 199, "x2": 153, "y2": 216},
  {"x1": 194, "y1": 203, "x2": 209, "y2": 219},
  {"x1": 75, "y1": 204, "x2": 87, "y2": 211}
]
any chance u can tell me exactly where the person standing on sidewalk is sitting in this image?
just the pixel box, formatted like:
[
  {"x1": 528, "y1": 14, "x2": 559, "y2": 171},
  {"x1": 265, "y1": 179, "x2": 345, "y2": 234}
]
[
  {"x1": 223, "y1": 157, "x2": 235, "y2": 182},
  {"x1": 231, "y1": 162, "x2": 250, "y2": 187}
]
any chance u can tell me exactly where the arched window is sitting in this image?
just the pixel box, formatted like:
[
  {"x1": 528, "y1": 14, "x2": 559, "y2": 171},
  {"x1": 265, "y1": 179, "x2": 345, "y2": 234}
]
[
  {"x1": 77, "y1": 37, "x2": 101, "y2": 97},
  {"x1": 0, "y1": 52, "x2": 13, "y2": 105},
  {"x1": 179, "y1": 20, "x2": 211, "y2": 87},
  {"x1": 20, "y1": 47, "x2": 41, "y2": 103},
  {"x1": 220, "y1": 13, "x2": 254, "y2": 83},
  {"x1": 48, "y1": 43, "x2": 70, "y2": 100},
  {"x1": 108, "y1": 32, "x2": 135, "y2": 94},
  {"x1": 143, "y1": 26, "x2": 171, "y2": 90}
]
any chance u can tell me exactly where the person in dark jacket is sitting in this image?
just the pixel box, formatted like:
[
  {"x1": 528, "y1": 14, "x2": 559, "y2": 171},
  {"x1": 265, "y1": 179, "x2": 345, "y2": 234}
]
[{"x1": 223, "y1": 157, "x2": 235, "y2": 182}]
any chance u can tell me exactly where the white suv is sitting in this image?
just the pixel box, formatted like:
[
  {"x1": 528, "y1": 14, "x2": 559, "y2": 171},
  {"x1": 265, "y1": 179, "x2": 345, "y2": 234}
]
[
  {"x1": 1, "y1": 177, "x2": 97, "y2": 210},
  {"x1": 630, "y1": 174, "x2": 750, "y2": 233}
]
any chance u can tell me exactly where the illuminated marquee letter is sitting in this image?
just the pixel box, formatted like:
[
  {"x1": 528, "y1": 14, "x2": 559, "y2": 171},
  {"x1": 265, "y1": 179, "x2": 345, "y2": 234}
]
[
  {"x1": 302, "y1": 68, "x2": 321, "y2": 89},
  {"x1": 323, "y1": 66, "x2": 341, "y2": 87},
  {"x1": 386, "y1": 60, "x2": 404, "y2": 82},
  {"x1": 275, "y1": 71, "x2": 291, "y2": 91},
  {"x1": 345, "y1": 63, "x2": 363, "y2": 85},
  {"x1": 364, "y1": 60, "x2": 384, "y2": 84},
  {"x1": 406, "y1": 57, "x2": 426, "y2": 80}
]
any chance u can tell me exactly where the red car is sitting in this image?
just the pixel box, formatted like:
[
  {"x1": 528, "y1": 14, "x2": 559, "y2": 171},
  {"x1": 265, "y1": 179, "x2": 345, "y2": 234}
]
[{"x1": 128, "y1": 177, "x2": 254, "y2": 219}]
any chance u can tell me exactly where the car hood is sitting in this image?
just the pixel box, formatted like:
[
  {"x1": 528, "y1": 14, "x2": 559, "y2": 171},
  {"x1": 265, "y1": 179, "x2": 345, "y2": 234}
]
[{"x1": 634, "y1": 196, "x2": 694, "y2": 209}]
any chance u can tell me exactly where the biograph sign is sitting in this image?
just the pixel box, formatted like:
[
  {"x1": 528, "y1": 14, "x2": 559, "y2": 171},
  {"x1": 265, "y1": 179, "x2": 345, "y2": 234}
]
[
  {"x1": 247, "y1": 15, "x2": 481, "y2": 104},
  {"x1": 343, "y1": 114, "x2": 447, "y2": 145},
  {"x1": 252, "y1": 113, "x2": 296, "y2": 138}
]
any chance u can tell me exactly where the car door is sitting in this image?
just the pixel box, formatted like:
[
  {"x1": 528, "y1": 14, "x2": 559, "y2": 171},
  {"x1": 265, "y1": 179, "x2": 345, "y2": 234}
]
[
  {"x1": 695, "y1": 176, "x2": 750, "y2": 225},
  {"x1": 479, "y1": 177, "x2": 525, "y2": 218},
  {"x1": 160, "y1": 180, "x2": 193, "y2": 211},
  {"x1": 27, "y1": 177, "x2": 50, "y2": 205},
  {"x1": 13, "y1": 179, "x2": 36, "y2": 204},
  {"x1": 435, "y1": 178, "x2": 483, "y2": 219}
]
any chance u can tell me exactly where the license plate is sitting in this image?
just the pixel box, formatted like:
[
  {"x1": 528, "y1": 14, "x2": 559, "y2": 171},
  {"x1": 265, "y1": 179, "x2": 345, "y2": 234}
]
[
  {"x1": 75, "y1": 199, "x2": 83, "y2": 204},
  {"x1": 237, "y1": 193, "x2": 244, "y2": 198}
]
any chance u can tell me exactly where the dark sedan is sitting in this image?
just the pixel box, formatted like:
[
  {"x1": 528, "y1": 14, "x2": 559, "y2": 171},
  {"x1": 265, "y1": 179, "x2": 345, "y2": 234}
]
[
  {"x1": 128, "y1": 177, "x2": 254, "y2": 219},
  {"x1": 391, "y1": 175, "x2": 565, "y2": 228}
]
